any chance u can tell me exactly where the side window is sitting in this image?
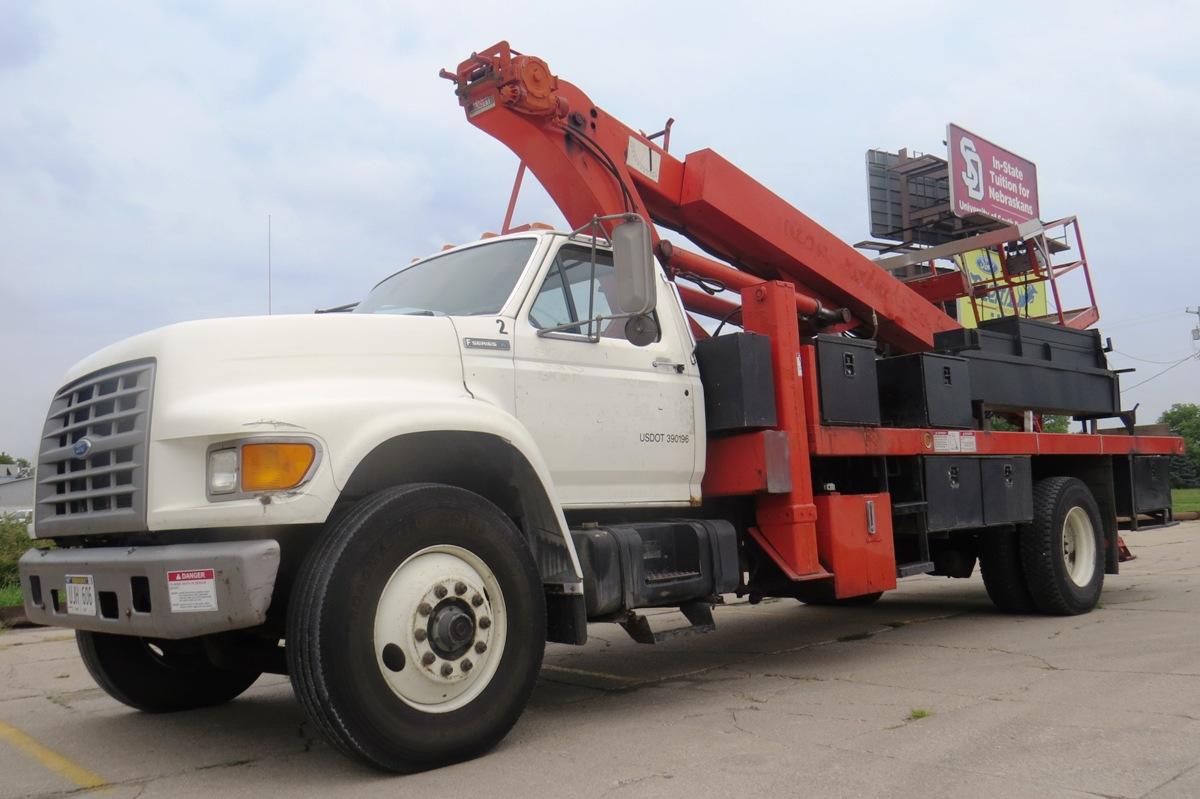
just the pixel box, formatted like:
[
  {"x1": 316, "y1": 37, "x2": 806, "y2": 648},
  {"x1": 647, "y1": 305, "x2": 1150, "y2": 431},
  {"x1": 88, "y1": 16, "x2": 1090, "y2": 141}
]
[
  {"x1": 529, "y1": 261, "x2": 577, "y2": 332},
  {"x1": 529, "y1": 246, "x2": 627, "y2": 339},
  {"x1": 559, "y1": 249, "x2": 615, "y2": 323}
]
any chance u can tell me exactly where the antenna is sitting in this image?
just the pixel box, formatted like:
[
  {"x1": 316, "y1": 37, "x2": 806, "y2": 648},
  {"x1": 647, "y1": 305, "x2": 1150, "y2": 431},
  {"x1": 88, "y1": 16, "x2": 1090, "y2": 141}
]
[{"x1": 268, "y1": 214, "x2": 273, "y2": 315}]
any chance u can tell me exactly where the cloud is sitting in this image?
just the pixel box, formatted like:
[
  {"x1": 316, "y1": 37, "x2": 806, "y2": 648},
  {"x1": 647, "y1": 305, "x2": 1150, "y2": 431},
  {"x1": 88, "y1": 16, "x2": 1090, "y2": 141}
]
[{"x1": 0, "y1": 2, "x2": 51, "y2": 71}]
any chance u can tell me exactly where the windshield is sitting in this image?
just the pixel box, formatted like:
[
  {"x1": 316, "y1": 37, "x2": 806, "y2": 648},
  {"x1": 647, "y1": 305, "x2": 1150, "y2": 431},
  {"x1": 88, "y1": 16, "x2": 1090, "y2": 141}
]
[{"x1": 355, "y1": 238, "x2": 537, "y2": 316}]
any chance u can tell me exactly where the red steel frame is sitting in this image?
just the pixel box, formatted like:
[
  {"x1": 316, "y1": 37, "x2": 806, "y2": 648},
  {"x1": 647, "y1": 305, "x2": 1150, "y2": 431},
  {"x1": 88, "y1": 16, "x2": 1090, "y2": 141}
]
[{"x1": 444, "y1": 43, "x2": 1184, "y2": 584}]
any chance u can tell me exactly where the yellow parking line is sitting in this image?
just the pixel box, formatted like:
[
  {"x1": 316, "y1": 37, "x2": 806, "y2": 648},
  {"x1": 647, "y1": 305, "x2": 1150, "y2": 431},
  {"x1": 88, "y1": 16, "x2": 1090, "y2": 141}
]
[
  {"x1": 0, "y1": 720, "x2": 106, "y2": 790},
  {"x1": 541, "y1": 664, "x2": 642, "y2": 684}
]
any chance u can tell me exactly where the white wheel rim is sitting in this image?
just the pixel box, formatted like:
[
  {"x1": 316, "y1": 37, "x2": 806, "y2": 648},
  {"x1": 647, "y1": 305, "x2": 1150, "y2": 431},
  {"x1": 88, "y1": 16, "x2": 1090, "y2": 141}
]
[
  {"x1": 1062, "y1": 506, "x2": 1097, "y2": 588},
  {"x1": 372, "y1": 544, "x2": 507, "y2": 714}
]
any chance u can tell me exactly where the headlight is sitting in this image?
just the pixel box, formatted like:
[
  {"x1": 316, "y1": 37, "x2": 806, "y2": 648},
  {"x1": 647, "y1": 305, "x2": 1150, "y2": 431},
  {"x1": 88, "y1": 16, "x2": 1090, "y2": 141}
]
[
  {"x1": 206, "y1": 439, "x2": 319, "y2": 498},
  {"x1": 208, "y1": 449, "x2": 239, "y2": 494}
]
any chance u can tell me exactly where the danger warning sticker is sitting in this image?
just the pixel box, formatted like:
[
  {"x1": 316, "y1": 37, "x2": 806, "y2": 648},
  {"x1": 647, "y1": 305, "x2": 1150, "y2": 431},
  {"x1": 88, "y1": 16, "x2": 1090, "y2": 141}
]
[
  {"x1": 166, "y1": 568, "x2": 218, "y2": 613},
  {"x1": 932, "y1": 430, "x2": 978, "y2": 453}
]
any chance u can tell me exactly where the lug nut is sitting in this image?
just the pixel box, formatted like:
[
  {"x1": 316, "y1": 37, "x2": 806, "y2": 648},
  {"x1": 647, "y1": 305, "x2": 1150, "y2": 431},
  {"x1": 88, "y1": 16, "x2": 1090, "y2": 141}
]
[
  {"x1": 461, "y1": 658, "x2": 473, "y2": 672},
  {"x1": 474, "y1": 641, "x2": 487, "y2": 654},
  {"x1": 414, "y1": 628, "x2": 427, "y2": 642},
  {"x1": 440, "y1": 663, "x2": 454, "y2": 677},
  {"x1": 434, "y1": 585, "x2": 448, "y2": 599},
  {"x1": 422, "y1": 652, "x2": 436, "y2": 666},
  {"x1": 478, "y1": 616, "x2": 491, "y2": 630},
  {"x1": 471, "y1": 594, "x2": 483, "y2": 607},
  {"x1": 455, "y1": 582, "x2": 467, "y2": 596},
  {"x1": 417, "y1": 602, "x2": 432, "y2": 616}
]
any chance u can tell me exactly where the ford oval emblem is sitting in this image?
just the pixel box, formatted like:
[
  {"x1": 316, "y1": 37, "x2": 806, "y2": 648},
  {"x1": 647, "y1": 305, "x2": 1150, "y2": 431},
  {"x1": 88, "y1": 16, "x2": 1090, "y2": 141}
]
[{"x1": 73, "y1": 438, "x2": 93, "y2": 458}]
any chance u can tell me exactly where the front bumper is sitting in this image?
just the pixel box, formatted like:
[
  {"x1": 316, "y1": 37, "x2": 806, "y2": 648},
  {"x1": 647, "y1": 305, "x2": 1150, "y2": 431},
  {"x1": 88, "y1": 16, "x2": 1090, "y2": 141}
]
[{"x1": 18, "y1": 540, "x2": 280, "y2": 639}]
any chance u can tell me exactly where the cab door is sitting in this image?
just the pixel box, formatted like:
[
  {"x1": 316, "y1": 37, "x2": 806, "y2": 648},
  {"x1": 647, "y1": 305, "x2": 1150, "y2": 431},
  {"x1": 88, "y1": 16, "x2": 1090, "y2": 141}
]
[{"x1": 513, "y1": 241, "x2": 699, "y2": 507}]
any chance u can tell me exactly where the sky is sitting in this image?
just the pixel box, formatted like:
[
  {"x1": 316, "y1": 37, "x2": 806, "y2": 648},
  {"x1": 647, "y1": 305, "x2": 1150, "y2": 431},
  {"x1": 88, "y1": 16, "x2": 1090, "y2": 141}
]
[{"x1": 2, "y1": 1, "x2": 1198, "y2": 458}]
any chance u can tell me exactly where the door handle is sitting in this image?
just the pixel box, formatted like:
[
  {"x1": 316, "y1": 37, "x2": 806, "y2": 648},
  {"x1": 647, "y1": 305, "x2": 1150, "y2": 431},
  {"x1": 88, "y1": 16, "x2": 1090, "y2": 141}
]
[{"x1": 652, "y1": 358, "x2": 686, "y2": 374}]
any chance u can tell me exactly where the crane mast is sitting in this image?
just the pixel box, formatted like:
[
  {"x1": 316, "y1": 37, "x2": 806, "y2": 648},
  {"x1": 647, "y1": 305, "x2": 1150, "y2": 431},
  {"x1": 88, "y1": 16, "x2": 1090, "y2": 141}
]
[{"x1": 441, "y1": 42, "x2": 960, "y2": 353}]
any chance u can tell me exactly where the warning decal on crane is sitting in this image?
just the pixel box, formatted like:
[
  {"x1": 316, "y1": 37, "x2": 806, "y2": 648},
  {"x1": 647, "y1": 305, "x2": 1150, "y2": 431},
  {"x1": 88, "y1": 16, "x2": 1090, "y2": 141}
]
[
  {"x1": 468, "y1": 96, "x2": 496, "y2": 119},
  {"x1": 626, "y1": 136, "x2": 660, "y2": 182}
]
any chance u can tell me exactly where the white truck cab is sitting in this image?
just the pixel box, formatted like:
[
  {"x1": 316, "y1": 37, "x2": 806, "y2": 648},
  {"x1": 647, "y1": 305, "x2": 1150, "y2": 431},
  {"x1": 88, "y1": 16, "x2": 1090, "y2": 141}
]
[{"x1": 20, "y1": 219, "x2": 726, "y2": 772}]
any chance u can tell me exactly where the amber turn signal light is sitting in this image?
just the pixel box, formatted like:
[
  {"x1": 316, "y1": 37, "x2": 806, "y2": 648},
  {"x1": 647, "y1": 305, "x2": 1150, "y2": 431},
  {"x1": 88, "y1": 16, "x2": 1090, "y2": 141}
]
[{"x1": 241, "y1": 442, "x2": 316, "y2": 492}]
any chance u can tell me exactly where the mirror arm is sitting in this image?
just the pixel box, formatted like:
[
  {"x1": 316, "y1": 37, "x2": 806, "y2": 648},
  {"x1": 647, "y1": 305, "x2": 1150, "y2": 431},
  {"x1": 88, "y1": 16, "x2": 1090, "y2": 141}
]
[
  {"x1": 535, "y1": 311, "x2": 643, "y2": 341},
  {"x1": 565, "y1": 212, "x2": 640, "y2": 244}
]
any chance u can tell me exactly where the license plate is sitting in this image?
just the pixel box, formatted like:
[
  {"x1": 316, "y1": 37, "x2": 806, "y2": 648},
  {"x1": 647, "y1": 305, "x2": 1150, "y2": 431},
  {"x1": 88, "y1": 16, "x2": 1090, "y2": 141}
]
[{"x1": 65, "y1": 574, "x2": 96, "y2": 616}]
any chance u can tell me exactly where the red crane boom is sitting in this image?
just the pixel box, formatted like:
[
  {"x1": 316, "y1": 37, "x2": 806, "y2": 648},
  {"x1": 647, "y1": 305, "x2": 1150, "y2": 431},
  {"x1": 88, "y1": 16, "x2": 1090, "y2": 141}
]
[{"x1": 441, "y1": 42, "x2": 960, "y2": 352}]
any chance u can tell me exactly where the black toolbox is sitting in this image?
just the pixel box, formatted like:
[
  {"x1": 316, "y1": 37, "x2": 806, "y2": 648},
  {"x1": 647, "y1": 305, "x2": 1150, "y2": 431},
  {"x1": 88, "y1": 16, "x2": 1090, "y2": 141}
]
[
  {"x1": 877, "y1": 352, "x2": 974, "y2": 429},
  {"x1": 923, "y1": 456, "x2": 1033, "y2": 531},
  {"x1": 923, "y1": 457, "x2": 984, "y2": 531},
  {"x1": 933, "y1": 317, "x2": 1120, "y2": 418},
  {"x1": 980, "y1": 457, "x2": 1033, "y2": 525},
  {"x1": 1115, "y1": 455, "x2": 1173, "y2": 516},
  {"x1": 695, "y1": 332, "x2": 777, "y2": 433},
  {"x1": 813, "y1": 334, "x2": 880, "y2": 426}
]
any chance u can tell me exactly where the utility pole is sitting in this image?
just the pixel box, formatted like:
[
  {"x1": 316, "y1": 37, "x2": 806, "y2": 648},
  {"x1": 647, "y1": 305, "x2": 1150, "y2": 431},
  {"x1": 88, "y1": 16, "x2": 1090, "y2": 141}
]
[{"x1": 268, "y1": 214, "x2": 273, "y2": 315}]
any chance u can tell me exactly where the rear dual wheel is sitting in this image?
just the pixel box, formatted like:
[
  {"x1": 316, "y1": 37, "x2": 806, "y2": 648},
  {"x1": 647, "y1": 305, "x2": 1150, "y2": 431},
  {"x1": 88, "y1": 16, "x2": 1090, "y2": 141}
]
[
  {"x1": 979, "y1": 476, "x2": 1104, "y2": 616},
  {"x1": 287, "y1": 484, "x2": 545, "y2": 772},
  {"x1": 1020, "y1": 476, "x2": 1104, "y2": 615}
]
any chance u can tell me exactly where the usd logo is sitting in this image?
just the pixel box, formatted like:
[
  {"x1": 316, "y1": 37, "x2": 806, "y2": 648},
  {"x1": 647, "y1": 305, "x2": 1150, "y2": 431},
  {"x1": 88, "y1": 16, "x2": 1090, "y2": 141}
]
[{"x1": 959, "y1": 137, "x2": 984, "y2": 200}]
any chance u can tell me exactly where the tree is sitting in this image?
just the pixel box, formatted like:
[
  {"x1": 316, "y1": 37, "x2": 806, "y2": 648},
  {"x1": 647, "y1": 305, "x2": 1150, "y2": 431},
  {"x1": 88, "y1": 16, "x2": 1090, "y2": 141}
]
[
  {"x1": 0, "y1": 454, "x2": 33, "y2": 478},
  {"x1": 1042, "y1": 415, "x2": 1071, "y2": 433},
  {"x1": 1160, "y1": 403, "x2": 1200, "y2": 489},
  {"x1": 1171, "y1": 455, "x2": 1200, "y2": 489},
  {"x1": 987, "y1": 414, "x2": 1071, "y2": 432}
]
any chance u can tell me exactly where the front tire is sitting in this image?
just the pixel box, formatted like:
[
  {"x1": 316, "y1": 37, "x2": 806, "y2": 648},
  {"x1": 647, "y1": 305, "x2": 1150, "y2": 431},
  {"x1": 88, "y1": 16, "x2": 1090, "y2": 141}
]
[
  {"x1": 288, "y1": 484, "x2": 546, "y2": 773},
  {"x1": 1019, "y1": 477, "x2": 1105, "y2": 615},
  {"x1": 77, "y1": 631, "x2": 260, "y2": 713}
]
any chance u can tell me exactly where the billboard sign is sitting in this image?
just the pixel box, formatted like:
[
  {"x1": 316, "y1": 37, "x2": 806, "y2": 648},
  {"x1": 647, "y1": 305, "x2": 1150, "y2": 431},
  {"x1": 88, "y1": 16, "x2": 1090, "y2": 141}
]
[
  {"x1": 947, "y1": 124, "x2": 1039, "y2": 226},
  {"x1": 954, "y1": 248, "x2": 1047, "y2": 327}
]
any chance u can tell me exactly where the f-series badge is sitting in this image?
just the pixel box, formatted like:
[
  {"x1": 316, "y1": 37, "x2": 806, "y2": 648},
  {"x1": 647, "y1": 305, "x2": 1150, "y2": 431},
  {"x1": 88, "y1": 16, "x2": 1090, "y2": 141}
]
[{"x1": 463, "y1": 338, "x2": 511, "y2": 351}]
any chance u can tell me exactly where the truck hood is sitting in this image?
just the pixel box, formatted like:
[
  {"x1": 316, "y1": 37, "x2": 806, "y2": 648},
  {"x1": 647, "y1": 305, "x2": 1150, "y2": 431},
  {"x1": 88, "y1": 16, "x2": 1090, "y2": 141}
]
[
  {"x1": 62, "y1": 313, "x2": 469, "y2": 440},
  {"x1": 65, "y1": 313, "x2": 461, "y2": 383}
]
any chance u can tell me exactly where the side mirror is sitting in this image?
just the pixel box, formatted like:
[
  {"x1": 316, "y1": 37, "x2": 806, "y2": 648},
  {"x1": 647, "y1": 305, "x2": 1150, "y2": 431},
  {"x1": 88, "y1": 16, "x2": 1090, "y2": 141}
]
[
  {"x1": 624, "y1": 314, "x2": 659, "y2": 347},
  {"x1": 611, "y1": 215, "x2": 656, "y2": 317}
]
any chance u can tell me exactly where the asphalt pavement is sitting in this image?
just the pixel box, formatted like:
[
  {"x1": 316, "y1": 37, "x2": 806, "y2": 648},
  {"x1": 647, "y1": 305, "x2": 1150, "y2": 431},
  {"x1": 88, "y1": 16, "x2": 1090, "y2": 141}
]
[{"x1": 3, "y1": 520, "x2": 1199, "y2": 799}]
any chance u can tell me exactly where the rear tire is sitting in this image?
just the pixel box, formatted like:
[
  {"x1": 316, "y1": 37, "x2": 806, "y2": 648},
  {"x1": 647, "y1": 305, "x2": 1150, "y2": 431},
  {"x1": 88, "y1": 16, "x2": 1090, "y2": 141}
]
[
  {"x1": 288, "y1": 483, "x2": 546, "y2": 773},
  {"x1": 1019, "y1": 476, "x2": 1105, "y2": 616},
  {"x1": 978, "y1": 526, "x2": 1036, "y2": 613},
  {"x1": 77, "y1": 631, "x2": 260, "y2": 713}
]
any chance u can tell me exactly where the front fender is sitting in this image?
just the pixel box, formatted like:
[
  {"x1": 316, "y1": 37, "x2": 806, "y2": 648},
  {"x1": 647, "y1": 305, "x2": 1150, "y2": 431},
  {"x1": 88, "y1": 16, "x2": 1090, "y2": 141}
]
[
  {"x1": 148, "y1": 381, "x2": 573, "y2": 568},
  {"x1": 329, "y1": 396, "x2": 580, "y2": 578}
]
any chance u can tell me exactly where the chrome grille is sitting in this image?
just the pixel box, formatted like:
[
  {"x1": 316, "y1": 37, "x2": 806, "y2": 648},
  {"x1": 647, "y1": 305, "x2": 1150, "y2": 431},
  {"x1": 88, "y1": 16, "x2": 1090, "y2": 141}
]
[{"x1": 35, "y1": 359, "x2": 155, "y2": 537}]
